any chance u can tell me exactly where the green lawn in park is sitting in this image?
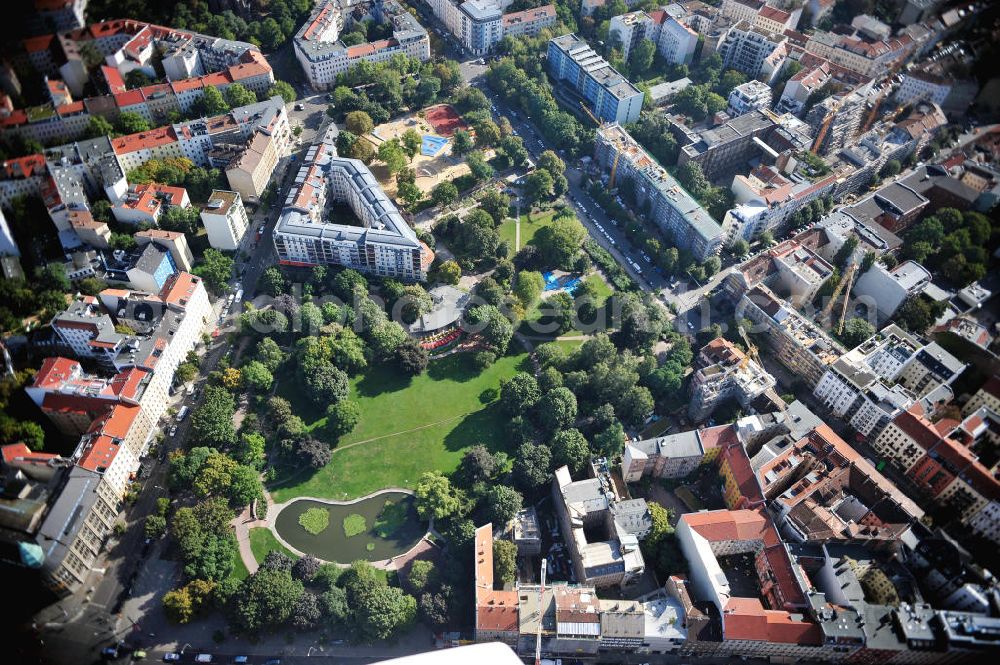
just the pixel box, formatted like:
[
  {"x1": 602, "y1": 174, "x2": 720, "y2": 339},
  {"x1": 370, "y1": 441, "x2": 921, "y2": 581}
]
[
  {"x1": 249, "y1": 526, "x2": 298, "y2": 563},
  {"x1": 269, "y1": 349, "x2": 531, "y2": 501},
  {"x1": 498, "y1": 208, "x2": 560, "y2": 251}
]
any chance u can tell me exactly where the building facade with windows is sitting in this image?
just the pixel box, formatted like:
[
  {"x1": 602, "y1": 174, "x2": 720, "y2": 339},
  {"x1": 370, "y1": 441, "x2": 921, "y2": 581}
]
[
  {"x1": 595, "y1": 124, "x2": 723, "y2": 260},
  {"x1": 273, "y1": 126, "x2": 432, "y2": 281},
  {"x1": 200, "y1": 189, "x2": 249, "y2": 251},
  {"x1": 294, "y1": 0, "x2": 430, "y2": 90},
  {"x1": 548, "y1": 34, "x2": 644, "y2": 126}
]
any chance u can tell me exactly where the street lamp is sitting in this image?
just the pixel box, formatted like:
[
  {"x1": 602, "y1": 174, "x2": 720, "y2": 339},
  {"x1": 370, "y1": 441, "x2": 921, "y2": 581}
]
[{"x1": 180, "y1": 643, "x2": 192, "y2": 654}]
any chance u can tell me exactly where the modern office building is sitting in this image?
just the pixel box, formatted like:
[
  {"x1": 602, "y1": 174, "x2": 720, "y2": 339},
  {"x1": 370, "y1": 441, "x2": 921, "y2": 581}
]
[
  {"x1": 460, "y1": 0, "x2": 503, "y2": 54},
  {"x1": 594, "y1": 124, "x2": 723, "y2": 260},
  {"x1": 548, "y1": 34, "x2": 644, "y2": 126},
  {"x1": 273, "y1": 126, "x2": 433, "y2": 281}
]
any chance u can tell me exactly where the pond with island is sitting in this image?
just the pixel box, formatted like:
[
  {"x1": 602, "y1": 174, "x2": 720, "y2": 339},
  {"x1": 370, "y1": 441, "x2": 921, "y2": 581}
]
[{"x1": 273, "y1": 492, "x2": 426, "y2": 563}]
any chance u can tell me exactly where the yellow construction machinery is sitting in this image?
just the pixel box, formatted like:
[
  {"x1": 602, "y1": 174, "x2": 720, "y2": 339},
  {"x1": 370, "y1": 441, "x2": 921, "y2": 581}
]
[
  {"x1": 810, "y1": 94, "x2": 847, "y2": 155},
  {"x1": 579, "y1": 100, "x2": 602, "y2": 127},
  {"x1": 737, "y1": 325, "x2": 762, "y2": 367}
]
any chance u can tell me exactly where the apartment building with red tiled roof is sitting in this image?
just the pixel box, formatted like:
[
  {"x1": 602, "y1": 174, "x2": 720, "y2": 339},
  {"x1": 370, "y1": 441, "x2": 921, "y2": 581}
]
[
  {"x1": 875, "y1": 404, "x2": 1000, "y2": 544},
  {"x1": 4, "y1": 18, "x2": 272, "y2": 146},
  {"x1": 474, "y1": 523, "x2": 520, "y2": 645}
]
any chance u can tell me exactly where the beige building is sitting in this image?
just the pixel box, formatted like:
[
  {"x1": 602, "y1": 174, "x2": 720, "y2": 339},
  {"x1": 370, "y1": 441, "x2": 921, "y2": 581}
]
[
  {"x1": 135, "y1": 228, "x2": 194, "y2": 273},
  {"x1": 200, "y1": 189, "x2": 249, "y2": 251},
  {"x1": 965, "y1": 376, "x2": 1000, "y2": 416},
  {"x1": 225, "y1": 129, "x2": 280, "y2": 202},
  {"x1": 66, "y1": 209, "x2": 110, "y2": 249}
]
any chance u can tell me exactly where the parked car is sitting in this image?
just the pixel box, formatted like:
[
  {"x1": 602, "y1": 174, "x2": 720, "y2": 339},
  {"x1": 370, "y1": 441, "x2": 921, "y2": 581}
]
[
  {"x1": 168, "y1": 425, "x2": 177, "y2": 437},
  {"x1": 176, "y1": 406, "x2": 190, "y2": 422},
  {"x1": 163, "y1": 655, "x2": 180, "y2": 662},
  {"x1": 195, "y1": 656, "x2": 213, "y2": 664}
]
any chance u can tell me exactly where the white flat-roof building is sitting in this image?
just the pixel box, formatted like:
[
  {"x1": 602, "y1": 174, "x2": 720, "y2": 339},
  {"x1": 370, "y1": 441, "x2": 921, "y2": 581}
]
[
  {"x1": 727, "y1": 79, "x2": 772, "y2": 117},
  {"x1": 853, "y1": 260, "x2": 931, "y2": 323},
  {"x1": 200, "y1": 189, "x2": 249, "y2": 251}
]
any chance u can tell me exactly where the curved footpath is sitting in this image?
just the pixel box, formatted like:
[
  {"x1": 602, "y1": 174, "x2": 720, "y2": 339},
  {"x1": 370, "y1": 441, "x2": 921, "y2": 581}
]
[{"x1": 232, "y1": 487, "x2": 437, "y2": 574}]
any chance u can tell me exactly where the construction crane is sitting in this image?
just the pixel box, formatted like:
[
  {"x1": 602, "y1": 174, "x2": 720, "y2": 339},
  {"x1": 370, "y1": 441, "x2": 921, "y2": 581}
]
[
  {"x1": 579, "y1": 100, "x2": 602, "y2": 127},
  {"x1": 835, "y1": 262, "x2": 859, "y2": 335},
  {"x1": 819, "y1": 261, "x2": 858, "y2": 331},
  {"x1": 534, "y1": 559, "x2": 547, "y2": 665},
  {"x1": 810, "y1": 95, "x2": 847, "y2": 155},
  {"x1": 609, "y1": 151, "x2": 621, "y2": 189},
  {"x1": 737, "y1": 325, "x2": 762, "y2": 367}
]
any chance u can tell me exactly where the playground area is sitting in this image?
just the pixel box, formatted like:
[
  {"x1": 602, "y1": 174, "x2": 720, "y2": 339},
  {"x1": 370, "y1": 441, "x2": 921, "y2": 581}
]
[{"x1": 368, "y1": 110, "x2": 471, "y2": 198}]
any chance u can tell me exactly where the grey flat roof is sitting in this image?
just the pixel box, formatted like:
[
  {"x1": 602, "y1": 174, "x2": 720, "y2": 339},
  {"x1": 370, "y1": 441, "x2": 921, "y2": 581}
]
[
  {"x1": 461, "y1": 0, "x2": 502, "y2": 21},
  {"x1": 36, "y1": 467, "x2": 102, "y2": 576}
]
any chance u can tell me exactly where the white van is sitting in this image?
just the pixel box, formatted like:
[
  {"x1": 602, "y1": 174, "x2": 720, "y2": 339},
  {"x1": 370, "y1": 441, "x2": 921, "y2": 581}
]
[{"x1": 176, "y1": 406, "x2": 190, "y2": 422}]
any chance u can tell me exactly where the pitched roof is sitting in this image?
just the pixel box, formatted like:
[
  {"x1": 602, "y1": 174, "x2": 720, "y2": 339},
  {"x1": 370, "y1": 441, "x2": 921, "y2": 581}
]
[
  {"x1": 474, "y1": 523, "x2": 520, "y2": 633},
  {"x1": 723, "y1": 598, "x2": 822, "y2": 644},
  {"x1": 721, "y1": 441, "x2": 765, "y2": 505},
  {"x1": 1, "y1": 442, "x2": 58, "y2": 466},
  {"x1": 111, "y1": 126, "x2": 177, "y2": 154},
  {"x1": 758, "y1": 5, "x2": 791, "y2": 22},
  {"x1": 158, "y1": 272, "x2": 202, "y2": 307},
  {"x1": 977, "y1": 375, "x2": 1000, "y2": 400},
  {"x1": 682, "y1": 508, "x2": 778, "y2": 545},
  {"x1": 33, "y1": 357, "x2": 82, "y2": 389}
]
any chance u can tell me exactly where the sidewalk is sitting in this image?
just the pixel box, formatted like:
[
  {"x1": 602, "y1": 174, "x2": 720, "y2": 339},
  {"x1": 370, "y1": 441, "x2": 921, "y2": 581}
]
[{"x1": 232, "y1": 493, "x2": 275, "y2": 575}]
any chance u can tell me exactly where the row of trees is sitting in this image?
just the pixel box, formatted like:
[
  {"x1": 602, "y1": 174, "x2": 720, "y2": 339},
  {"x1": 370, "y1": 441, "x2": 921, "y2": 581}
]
[
  {"x1": 487, "y1": 37, "x2": 593, "y2": 156},
  {"x1": 87, "y1": 0, "x2": 314, "y2": 52},
  {"x1": 327, "y1": 55, "x2": 464, "y2": 126},
  {"x1": 586, "y1": 181, "x2": 720, "y2": 281}
]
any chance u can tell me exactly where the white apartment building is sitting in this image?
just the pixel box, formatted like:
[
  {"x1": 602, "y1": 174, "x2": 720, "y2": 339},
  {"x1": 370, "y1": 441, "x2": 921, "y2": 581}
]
[
  {"x1": 813, "y1": 324, "x2": 964, "y2": 437},
  {"x1": 727, "y1": 80, "x2": 773, "y2": 117},
  {"x1": 201, "y1": 189, "x2": 249, "y2": 251},
  {"x1": 718, "y1": 20, "x2": 786, "y2": 81},
  {"x1": 273, "y1": 126, "x2": 432, "y2": 280},
  {"x1": 852, "y1": 260, "x2": 931, "y2": 323},
  {"x1": 609, "y1": 9, "x2": 698, "y2": 65},
  {"x1": 294, "y1": 0, "x2": 430, "y2": 90}
]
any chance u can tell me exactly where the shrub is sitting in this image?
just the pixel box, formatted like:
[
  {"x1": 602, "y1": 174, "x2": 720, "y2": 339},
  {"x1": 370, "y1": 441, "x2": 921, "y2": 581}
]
[
  {"x1": 343, "y1": 513, "x2": 367, "y2": 538},
  {"x1": 299, "y1": 507, "x2": 330, "y2": 535}
]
